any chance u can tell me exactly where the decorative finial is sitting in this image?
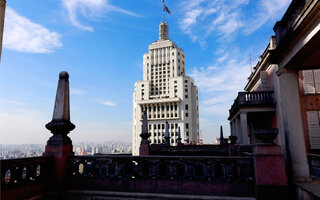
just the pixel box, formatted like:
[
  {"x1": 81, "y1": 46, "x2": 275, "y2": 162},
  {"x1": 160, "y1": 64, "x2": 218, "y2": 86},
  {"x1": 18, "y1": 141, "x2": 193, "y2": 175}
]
[
  {"x1": 219, "y1": 126, "x2": 225, "y2": 146},
  {"x1": 164, "y1": 121, "x2": 170, "y2": 145},
  {"x1": 140, "y1": 109, "x2": 150, "y2": 144},
  {"x1": 45, "y1": 71, "x2": 75, "y2": 145}
]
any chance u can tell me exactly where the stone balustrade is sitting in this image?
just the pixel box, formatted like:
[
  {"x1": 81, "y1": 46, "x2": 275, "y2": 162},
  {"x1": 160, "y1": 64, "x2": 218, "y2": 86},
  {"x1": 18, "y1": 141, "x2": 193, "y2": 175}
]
[
  {"x1": 68, "y1": 155, "x2": 255, "y2": 197},
  {"x1": 1, "y1": 156, "x2": 53, "y2": 199},
  {"x1": 229, "y1": 91, "x2": 275, "y2": 119}
]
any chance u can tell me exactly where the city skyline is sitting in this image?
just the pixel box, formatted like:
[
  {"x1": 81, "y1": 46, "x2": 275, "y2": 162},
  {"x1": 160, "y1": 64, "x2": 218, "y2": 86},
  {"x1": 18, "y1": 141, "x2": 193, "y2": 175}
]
[{"x1": 0, "y1": 0, "x2": 291, "y2": 144}]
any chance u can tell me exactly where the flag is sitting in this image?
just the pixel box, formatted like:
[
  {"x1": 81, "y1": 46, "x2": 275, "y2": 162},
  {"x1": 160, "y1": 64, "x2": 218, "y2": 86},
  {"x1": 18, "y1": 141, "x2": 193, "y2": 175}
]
[{"x1": 163, "y1": 4, "x2": 171, "y2": 14}]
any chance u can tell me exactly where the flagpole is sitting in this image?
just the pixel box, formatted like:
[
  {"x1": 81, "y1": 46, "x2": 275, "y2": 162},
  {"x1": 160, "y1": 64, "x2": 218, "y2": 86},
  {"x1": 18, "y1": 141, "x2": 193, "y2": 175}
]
[{"x1": 162, "y1": 0, "x2": 165, "y2": 22}]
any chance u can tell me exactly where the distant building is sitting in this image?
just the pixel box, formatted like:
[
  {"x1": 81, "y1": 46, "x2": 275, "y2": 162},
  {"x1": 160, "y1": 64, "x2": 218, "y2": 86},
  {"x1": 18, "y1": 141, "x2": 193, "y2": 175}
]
[
  {"x1": 0, "y1": 0, "x2": 6, "y2": 61},
  {"x1": 132, "y1": 21, "x2": 199, "y2": 155}
]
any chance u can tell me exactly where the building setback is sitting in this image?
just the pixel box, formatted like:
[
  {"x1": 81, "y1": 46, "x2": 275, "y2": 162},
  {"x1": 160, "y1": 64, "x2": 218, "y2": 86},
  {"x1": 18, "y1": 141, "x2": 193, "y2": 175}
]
[{"x1": 132, "y1": 21, "x2": 199, "y2": 155}]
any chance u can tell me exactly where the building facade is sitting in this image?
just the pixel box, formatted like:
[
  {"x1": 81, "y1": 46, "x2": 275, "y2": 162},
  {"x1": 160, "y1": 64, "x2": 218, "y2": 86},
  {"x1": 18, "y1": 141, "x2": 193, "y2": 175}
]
[
  {"x1": 228, "y1": 0, "x2": 320, "y2": 183},
  {"x1": 132, "y1": 21, "x2": 199, "y2": 155}
]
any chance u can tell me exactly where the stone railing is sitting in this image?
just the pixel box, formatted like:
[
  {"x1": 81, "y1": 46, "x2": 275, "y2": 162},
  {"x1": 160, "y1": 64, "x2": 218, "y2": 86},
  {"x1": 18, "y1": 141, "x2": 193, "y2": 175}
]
[
  {"x1": 1, "y1": 156, "x2": 53, "y2": 200},
  {"x1": 150, "y1": 144, "x2": 229, "y2": 156},
  {"x1": 68, "y1": 155, "x2": 255, "y2": 197},
  {"x1": 308, "y1": 154, "x2": 320, "y2": 180},
  {"x1": 229, "y1": 91, "x2": 275, "y2": 119}
]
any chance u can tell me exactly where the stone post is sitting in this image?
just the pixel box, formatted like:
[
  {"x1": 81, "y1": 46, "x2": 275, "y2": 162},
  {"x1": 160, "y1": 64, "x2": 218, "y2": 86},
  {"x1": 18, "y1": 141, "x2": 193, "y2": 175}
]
[
  {"x1": 139, "y1": 109, "x2": 150, "y2": 155},
  {"x1": 164, "y1": 121, "x2": 170, "y2": 146},
  {"x1": 219, "y1": 126, "x2": 225, "y2": 146},
  {"x1": 253, "y1": 128, "x2": 288, "y2": 199},
  {"x1": 43, "y1": 71, "x2": 75, "y2": 193}
]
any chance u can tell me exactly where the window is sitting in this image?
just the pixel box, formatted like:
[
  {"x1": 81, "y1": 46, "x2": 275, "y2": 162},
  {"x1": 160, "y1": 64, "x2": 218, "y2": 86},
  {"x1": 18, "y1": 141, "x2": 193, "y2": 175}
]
[
  {"x1": 186, "y1": 132, "x2": 189, "y2": 136},
  {"x1": 185, "y1": 113, "x2": 188, "y2": 117},
  {"x1": 185, "y1": 104, "x2": 188, "y2": 110},
  {"x1": 174, "y1": 81, "x2": 177, "y2": 84},
  {"x1": 302, "y1": 69, "x2": 320, "y2": 94},
  {"x1": 142, "y1": 84, "x2": 144, "y2": 87},
  {"x1": 185, "y1": 89, "x2": 188, "y2": 92},
  {"x1": 186, "y1": 123, "x2": 189, "y2": 129},
  {"x1": 185, "y1": 80, "x2": 188, "y2": 83},
  {"x1": 185, "y1": 95, "x2": 188, "y2": 98}
]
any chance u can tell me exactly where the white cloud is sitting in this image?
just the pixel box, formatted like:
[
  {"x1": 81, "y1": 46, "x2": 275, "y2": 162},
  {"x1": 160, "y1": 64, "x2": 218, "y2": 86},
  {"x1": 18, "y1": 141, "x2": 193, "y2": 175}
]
[
  {"x1": 100, "y1": 101, "x2": 116, "y2": 106},
  {"x1": 179, "y1": 0, "x2": 290, "y2": 44},
  {"x1": 61, "y1": 0, "x2": 140, "y2": 31},
  {"x1": 243, "y1": 0, "x2": 291, "y2": 34},
  {"x1": 190, "y1": 59, "x2": 251, "y2": 116},
  {"x1": 3, "y1": 7, "x2": 62, "y2": 53}
]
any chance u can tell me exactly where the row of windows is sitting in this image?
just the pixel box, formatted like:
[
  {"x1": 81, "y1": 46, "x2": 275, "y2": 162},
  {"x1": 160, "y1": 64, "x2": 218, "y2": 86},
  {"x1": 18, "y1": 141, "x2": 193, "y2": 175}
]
[
  {"x1": 149, "y1": 123, "x2": 179, "y2": 130},
  {"x1": 151, "y1": 139, "x2": 180, "y2": 144}
]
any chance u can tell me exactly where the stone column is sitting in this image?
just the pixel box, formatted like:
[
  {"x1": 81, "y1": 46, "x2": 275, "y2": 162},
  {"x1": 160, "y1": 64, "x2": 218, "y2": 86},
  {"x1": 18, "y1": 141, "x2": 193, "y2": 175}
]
[
  {"x1": 235, "y1": 116, "x2": 240, "y2": 141},
  {"x1": 240, "y1": 112, "x2": 249, "y2": 144},
  {"x1": 276, "y1": 68, "x2": 310, "y2": 181},
  {"x1": 44, "y1": 71, "x2": 75, "y2": 193}
]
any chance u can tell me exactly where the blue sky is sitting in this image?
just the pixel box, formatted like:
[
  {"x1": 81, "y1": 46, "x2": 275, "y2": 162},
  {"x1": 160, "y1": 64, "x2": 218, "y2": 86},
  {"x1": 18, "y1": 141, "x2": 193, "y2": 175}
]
[{"x1": 0, "y1": 0, "x2": 291, "y2": 144}]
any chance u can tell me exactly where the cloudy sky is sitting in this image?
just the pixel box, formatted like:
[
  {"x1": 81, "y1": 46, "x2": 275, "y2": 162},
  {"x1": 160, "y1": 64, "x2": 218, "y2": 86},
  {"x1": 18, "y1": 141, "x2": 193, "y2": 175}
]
[{"x1": 0, "y1": 0, "x2": 291, "y2": 144}]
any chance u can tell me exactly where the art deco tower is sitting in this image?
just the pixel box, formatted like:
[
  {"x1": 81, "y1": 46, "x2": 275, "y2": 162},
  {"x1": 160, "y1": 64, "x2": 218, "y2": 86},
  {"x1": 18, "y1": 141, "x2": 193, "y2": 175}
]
[{"x1": 132, "y1": 21, "x2": 199, "y2": 155}]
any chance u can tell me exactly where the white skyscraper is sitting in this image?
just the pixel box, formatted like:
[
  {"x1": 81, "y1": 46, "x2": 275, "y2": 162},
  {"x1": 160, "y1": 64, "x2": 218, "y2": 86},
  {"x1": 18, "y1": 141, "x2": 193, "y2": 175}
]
[{"x1": 132, "y1": 21, "x2": 199, "y2": 155}]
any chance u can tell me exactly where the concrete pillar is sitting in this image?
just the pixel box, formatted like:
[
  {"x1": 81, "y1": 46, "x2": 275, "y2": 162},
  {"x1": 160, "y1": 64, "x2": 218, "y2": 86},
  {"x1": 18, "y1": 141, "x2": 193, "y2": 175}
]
[
  {"x1": 235, "y1": 116, "x2": 240, "y2": 141},
  {"x1": 240, "y1": 112, "x2": 249, "y2": 144},
  {"x1": 276, "y1": 68, "x2": 310, "y2": 181}
]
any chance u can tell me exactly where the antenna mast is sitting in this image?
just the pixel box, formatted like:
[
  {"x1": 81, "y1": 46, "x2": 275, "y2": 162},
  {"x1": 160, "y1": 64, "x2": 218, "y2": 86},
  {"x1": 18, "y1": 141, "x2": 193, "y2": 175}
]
[{"x1": 250, "y1": 54, "x2": 253, "y2": 72}]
